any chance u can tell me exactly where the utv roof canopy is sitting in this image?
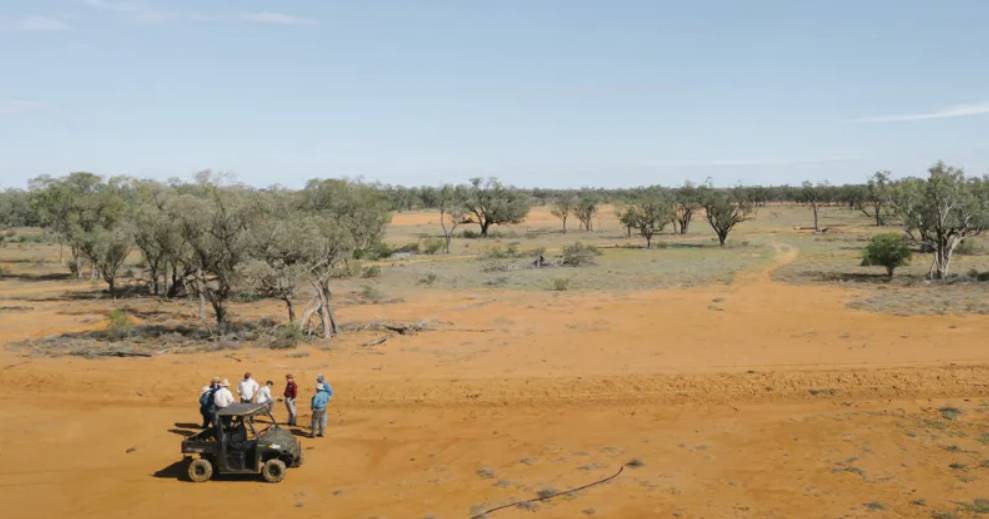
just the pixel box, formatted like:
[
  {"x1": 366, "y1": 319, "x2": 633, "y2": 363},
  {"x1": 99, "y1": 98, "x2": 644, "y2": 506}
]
[{"x1": 216, "y1": 403, "x2": 268, "y2": 417}]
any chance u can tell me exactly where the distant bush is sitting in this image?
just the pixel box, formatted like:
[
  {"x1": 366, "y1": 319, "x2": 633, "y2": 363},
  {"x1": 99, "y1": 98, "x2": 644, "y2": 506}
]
[
  {"x1": 357, "y1": 242, "x2": 392, "y2": 260},
  {"x1": 393, "y1": 242, "x2": 420, "y2": 254},
  {"x1": 269, "y1": 324, "x2": 302, "y2": 349},
  {"x1": 966, "y1": 269, "x2": 989, "y2": 282},
  {"x1": 561, "y1": 242, "x2": 601, "y2": 267},
  {"x1": 106, "y1": 309, "x2": 134, "y2": 340},
  {"x1": 359, "y1": 284, "x2": 386, "y2": 303},
  {"x1": 421, "y1": 237, "x2": 444, "y2": 255},
  {"x1": 481, "y1": 242, "x2": 529, "y2": 260},
  {"x1": 861, "y1": 233, "x2": 912, "y2": 278},
  {"x1": 418, "y1": 272, "x2": 438, "y2": 286},
  {"x1": 551, "y1": 278, "x2": 571, "y2": 291},
  {"x1": 361, "y1": 265, "x2": 381, "y2": 278}
]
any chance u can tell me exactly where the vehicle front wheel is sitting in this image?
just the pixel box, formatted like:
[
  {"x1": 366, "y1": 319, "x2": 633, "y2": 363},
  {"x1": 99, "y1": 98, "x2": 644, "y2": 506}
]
[
  {"x1": 261, "y1": 458, "x2": 287, "y2": 483},
  {"x1": 187, "y1": 458, "x2": 213, "y2": 483}
]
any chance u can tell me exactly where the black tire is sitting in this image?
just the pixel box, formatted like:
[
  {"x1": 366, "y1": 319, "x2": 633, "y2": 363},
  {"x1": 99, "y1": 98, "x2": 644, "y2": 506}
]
[
  {"x1": 187, "y1": 458, "x2": 213, "y2": 483},
  {"x1": 261, "y1": 458, "x2": 287, "y2": 483}
]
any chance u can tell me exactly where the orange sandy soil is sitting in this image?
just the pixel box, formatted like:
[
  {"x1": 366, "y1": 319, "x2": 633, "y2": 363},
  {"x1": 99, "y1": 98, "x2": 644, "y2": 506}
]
[{"x1": 1, "y1": 238, "x2": 989, "y2": 518}]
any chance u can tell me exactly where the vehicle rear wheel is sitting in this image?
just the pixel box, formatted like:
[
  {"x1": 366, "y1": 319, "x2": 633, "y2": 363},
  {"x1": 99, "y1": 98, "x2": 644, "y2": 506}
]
[
  {"x1": 261, "y1": 458, "x2": 287, "y2": 483},
  {"x1": 187, "y1": 458, "x2": 213, "y2": 483}
]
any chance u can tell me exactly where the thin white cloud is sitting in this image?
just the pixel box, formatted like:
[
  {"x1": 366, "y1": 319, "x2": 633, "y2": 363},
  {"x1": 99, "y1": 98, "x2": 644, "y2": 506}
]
[
  {"x1": 852, "y1": 102, "x2": 989, "y2": 123},
  {"x1": 11, "y1": 15, "x2": 70, "y2": 32},
  {"x1": 0, "y1": 100, "x2": 48, "y2": 116},
  {"x1": 244, "y1": 11, "x2": 316, "y2": 26}
]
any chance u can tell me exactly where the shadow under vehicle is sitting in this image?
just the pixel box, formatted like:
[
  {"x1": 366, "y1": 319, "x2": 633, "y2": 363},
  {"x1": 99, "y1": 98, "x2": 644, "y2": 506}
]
[{"x1": 180, "y1": 403, "x2": 302, "y2": 483}]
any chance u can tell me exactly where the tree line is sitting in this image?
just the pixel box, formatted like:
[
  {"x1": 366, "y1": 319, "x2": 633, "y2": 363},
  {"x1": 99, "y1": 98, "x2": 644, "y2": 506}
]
[{"x1": 2, "y1": 161, "x2": 986, "y2": 334}]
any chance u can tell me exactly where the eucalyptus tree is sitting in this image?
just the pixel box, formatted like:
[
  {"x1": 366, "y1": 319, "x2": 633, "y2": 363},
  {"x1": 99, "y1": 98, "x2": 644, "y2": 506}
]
[
  {"x1": 621, "y1": 188, "x2": 675, "y2": 248},
  {"x1": 701, "y1": 186, "x2": 753, "y2": 246},
  {"x1": 461, "y1": 177, "x2": 530, "y2": 236},
  {"x1": 550, "y1": 194, "x2": 575, "y2": 233},
  {"x1": 438, "y1": 184, "x2": 468, "y2": 253},
  {"x1": 889, "y1": 162, "x2": 989, "y2": 280}
]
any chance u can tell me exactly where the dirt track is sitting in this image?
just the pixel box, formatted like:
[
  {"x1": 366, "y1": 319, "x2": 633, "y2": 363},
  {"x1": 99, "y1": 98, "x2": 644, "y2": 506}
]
[{"x1": 1, "y1": 243, "x2": 988, "y2": 518}]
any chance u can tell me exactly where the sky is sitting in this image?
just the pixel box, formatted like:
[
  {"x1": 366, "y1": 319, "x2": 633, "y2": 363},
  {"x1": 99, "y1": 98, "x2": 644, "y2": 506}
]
[{"x1": 1, "y1": 1, "x2": 989, "y2": 189}]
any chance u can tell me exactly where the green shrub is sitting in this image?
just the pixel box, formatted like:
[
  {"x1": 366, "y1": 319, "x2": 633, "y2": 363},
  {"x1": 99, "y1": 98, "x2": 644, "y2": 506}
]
[
  {"x1": 551, "y1": 278, "x2": 571, "y2": 291},
  {"x1": 359, "y1": 284, "x2": 386, "y2": 303},
  {"x1": 270, "y1": 324, "x2": 302, "y2": 349},
  {"x1": 106, "y1": 309, "x2": 134, "y2": 340},
  {"x1": 421, "y1": 237, "x2": 444, "y2": 255},
  {"x1": 861, "y1": 233, "x2": 912, "y2": 278},
  {"x1": 361, "y1": 265, "x2": 381, "y2": 278},
  {"x1": 561, "y1": 242, "x2": 601, "y2": 267},
  {"x1": 394, "y1": 242, "x2": 420, "y2": 254},
  {"x1": 357, "y1": 242, "x2": 392, "y2": 260}
]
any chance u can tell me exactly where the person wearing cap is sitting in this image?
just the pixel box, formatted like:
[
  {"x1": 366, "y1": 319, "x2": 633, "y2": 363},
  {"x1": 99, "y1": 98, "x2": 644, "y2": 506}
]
[
  {"x1": 284, "y1": 374, "x2": 298, "y2": 426},
  {"x1": 199, "y1": 377, "x2": 220, "y2": 428},
  {"x1": 310, "y1": 381, "x2": 333, "y2": 438},
  {"x1": 238, "y1": 372, "x2": 260, "y2": 404}
]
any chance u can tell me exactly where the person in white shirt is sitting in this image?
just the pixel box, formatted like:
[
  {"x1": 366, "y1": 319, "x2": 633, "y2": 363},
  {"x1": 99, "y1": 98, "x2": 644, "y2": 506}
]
[
  {"x1": 237, "y1": 372, "x2": 260, "y2": 403},
  {"x1": 213, "y1": 379, "x2": 234, "y2": 409},
  {"x1": 256, "y1": 380, "x2": 274, "y2": 411}
]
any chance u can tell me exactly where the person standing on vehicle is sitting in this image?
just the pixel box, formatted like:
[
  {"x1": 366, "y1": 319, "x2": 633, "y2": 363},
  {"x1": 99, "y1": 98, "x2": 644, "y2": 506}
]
[
  {"x1": 284, "y1": 374, "x2": 298, "y2": 426},
  {"x1": 238, "y1": 372, "x2": 260, "y2": 404},
  {"x1": 310, "y1": 382, "x2": 333, "y2": 438},
  {"x1": 213, "y1": 379, "x2": 234, "y2": 409},
  {"x1": 199, "y1": 377, "x2": 220, "y2": 428},
  {"x1": 257, "y1": 380, "x2": 274, "y2": 412}
]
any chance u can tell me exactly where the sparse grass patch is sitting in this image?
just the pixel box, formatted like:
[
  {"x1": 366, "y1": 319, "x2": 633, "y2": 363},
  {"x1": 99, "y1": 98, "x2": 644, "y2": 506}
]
[
  {"x1": 551, "y1": 278, "x2": 571, "y2": 291},
  {"x1": 940, "y1": 407, "x2": 963, "y2": 421},
  {"x1": 418, "y1": 272, "x2": 438, "y2": 286},
  {"x1": 361, "y1": 265, "x2": 381, "y2": 278},
  {"x1": 476, "y1": 467, "x2": 496, "y2": 479},
  {"x1": 863, "y1": 502, "x2": 885, "y2": 511}
]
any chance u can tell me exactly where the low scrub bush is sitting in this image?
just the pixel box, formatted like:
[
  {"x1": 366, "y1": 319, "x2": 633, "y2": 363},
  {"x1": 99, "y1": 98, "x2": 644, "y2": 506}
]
[
  {"x1": 359, "y1": 284, "x2": 386, "y2": 303},
  {"x1": 361, "y1": 265, "x2": 381, "y2": 278},
  {"x1": 106, "y1": 308, "x2": 134, "y2": 340},
  {"x1": 421, "y1": 237, "x2": 444, "y2": 255},
  {"x1": 561, "y1": 242, "x2": 601, "y2": 267},
  {"x1": 418, "y1": 272, "x2": 438, "y2": 286},
  {"x1": 269, "y1": 324, "x2": 302, "y2": 349},
  {"x1": 356, "y1": 241, "x2": 393, "y2": 260},
  {"x1": 551, "y1": 278, "x2": 571, "y2": 291}
]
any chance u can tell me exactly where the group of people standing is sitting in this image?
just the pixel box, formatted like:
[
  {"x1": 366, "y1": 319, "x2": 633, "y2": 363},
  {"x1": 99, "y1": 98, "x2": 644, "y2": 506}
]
[{"x1": 199, "y1": 372, "x2": 333, "y2": 438}]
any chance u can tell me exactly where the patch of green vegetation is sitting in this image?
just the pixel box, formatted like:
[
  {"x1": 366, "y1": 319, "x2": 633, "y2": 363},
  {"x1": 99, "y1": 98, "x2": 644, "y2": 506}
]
[{"x1": 939, "y1": 407, "x2": 962, "y2": 421}]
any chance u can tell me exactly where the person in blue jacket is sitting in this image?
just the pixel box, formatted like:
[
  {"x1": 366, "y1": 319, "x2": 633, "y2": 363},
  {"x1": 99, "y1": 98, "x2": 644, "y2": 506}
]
[{"x1": 310, "y1": 381, "x2": 333, "y2": 438}]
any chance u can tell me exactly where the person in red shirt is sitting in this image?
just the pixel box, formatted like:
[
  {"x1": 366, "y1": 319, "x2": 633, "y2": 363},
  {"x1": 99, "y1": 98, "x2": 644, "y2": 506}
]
[{"x1": 283, "y1": 374, "x2": 299, "y2": 426}]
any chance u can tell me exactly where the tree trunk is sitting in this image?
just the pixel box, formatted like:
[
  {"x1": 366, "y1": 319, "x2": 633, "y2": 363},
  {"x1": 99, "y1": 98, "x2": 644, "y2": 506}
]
[
  {"x1": 444, "y1": 233, "x2": 453, "y2": 254},
  {"x1": 718, "y1": 231, "x2": 728, "y2": 247},
  {"x1": 886, "y1": 265, "x2": 894, "y2": 278},
  {"x1": 479, "y1": 220, "x2": 490, "y2": 237},
  {"x1": 875, "y1": 205, "x2": 882, "y2": 227},
  {"x1": 928, "y1": 237, "x2": 959, "y2": 280},
  {"x1": 283, "y1": 297, "x2": 296, "y2": 324},
  {"x1": 645, "y1": 234, "x2": 652, "y2": 249},
  {"x1": 561, "y1": 217, "x2": 567, "y2": 233},
  {"x1": 811, "y1": 203, "x2": 820, "y2": 232}
]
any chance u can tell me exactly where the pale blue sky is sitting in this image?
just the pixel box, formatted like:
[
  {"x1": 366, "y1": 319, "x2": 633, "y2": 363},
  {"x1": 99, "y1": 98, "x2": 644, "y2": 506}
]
[{"x1": 2, "y1": 1, "x2": 988, "y2": 188}]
